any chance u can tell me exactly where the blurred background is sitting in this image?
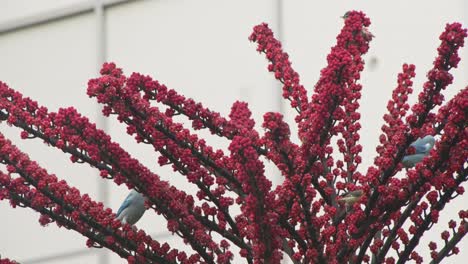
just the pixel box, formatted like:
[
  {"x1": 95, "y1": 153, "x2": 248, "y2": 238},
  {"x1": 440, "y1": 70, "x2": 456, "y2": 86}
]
[{"x1": 0, "y1": 0, "x2": 466, "y2": 263}]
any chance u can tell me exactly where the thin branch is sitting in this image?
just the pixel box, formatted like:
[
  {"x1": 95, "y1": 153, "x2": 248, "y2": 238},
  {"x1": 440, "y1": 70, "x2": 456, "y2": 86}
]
[
  {"x1": 397, "y1": 171, "x2": 466, "y2": 264},
  {"x1": 429, "y1": 222, "x2": 468, "y2": 264}
]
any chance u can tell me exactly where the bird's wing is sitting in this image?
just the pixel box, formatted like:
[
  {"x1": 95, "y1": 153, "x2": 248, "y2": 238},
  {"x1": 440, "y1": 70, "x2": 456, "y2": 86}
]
[
  {"x1": 414, "y1": 142, "x2": 435, "y2": 154},
  {"x1": 410, "y1": 138, "x2": 425, "y2": 153},
  {"x1": 402, "y1": 153, "x2": 425, "y2": 167},
  {"x1": 117, "y1": 193, "x2": 134, "y2": 216},
  {"x1": 412, "y1": 143, "x2": 429, "y2": 154},
  {"x1": 411, "y1": 136, "x2": 435, "y2": 154}
]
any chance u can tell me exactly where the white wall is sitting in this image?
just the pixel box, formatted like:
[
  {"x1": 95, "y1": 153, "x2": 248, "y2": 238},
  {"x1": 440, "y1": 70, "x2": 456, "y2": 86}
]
[
  {"x1": 0, "y1": 0, "x2": 85, "y2": 24},
  {"x1": 0, "y1": 1, "x2": 466, "y2": 263}
]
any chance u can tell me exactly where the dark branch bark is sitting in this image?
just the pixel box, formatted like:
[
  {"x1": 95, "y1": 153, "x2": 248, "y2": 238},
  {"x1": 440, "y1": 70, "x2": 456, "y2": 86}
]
[
  {"x1": 397, "y1": 170, "x2": 466, "y2": 264},
  {"x1": 429, "y1": 222, "x2": 468, "y2": 264}
]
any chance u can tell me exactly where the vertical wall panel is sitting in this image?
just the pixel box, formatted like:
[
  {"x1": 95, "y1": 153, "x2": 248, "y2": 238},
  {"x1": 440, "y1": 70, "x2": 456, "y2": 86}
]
[
  {"x1": 0, "y1": 0, "x2": 85, "y2": 24},
  {"x1": 0, "y1": 13, "x2": 99, "y2": 262}
]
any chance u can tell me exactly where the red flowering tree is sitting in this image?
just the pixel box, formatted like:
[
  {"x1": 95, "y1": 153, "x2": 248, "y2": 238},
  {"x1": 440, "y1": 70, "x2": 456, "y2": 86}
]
[{"x1": 0, "y1": 11, "x2": 466, "y2": 264}]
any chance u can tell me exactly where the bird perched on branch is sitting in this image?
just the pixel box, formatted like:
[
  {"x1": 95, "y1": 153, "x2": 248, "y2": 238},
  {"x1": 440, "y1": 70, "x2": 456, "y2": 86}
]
[
  {"x1": 337, "y1": 190, "x2": 364, "y2": 206},
  {"x1": 402, "y1": 135, "x2": 435, "y2": 168},
  {"x1": 116, "y1": 190, "x2": 147, "y2": 225}
]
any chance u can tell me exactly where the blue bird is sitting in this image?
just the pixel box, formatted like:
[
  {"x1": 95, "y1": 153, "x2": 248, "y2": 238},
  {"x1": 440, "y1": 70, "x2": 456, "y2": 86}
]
[
  {"x1": 116, "y1": 190, "x2": 147, "y2": 225},
  {"x1": 402, "y1": 135, "x2": 435, "y2": 168}
]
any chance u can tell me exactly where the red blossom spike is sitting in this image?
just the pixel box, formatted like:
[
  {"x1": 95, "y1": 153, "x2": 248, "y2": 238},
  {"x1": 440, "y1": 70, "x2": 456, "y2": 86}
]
[
  {"x1": 249, "y1": 23, "x2": 309, "y2": 115},
  {"x1": 126, "y1": 72, "x2": 242, "y2": 141},
  {"x1": 0, "y1": 133, "x2": 180, "y2": 263},
  {"x1": 0, "y1": 257, "x2": 18, "y2": 264},
  {"x1": 298, "y1": 11, "x2": 371, "y2": 166}
]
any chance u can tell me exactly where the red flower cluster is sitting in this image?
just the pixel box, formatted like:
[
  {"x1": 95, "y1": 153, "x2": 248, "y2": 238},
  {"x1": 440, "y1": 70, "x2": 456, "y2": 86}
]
[
  {"x1": 0, "y1": 10, "x2": 466, "y2": 264},
  {"x1": 0, "y1": 258, "x2": 18, "y2": 264},
  {"x1": 0, "y1": 133, "x2": 180, "y2": 263},
  {"x1": 249, "y1": 23, "x2": 308, "y2": 116},
  {"x1": 298, "y1": 11, "x2": 370, "y2": 163},
  {"x1": 376, "y1": 63, "x2": 416, "y2": 171}
]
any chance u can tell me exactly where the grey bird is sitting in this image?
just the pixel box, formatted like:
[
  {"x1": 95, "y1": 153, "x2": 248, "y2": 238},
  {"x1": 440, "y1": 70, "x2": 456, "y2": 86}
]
[
  {"x1": 402, "y1": 135, "x2": 435, "y2": 168},
  {"x1": 116, "y1": 190, "x2": 147, "y2": 225}
]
